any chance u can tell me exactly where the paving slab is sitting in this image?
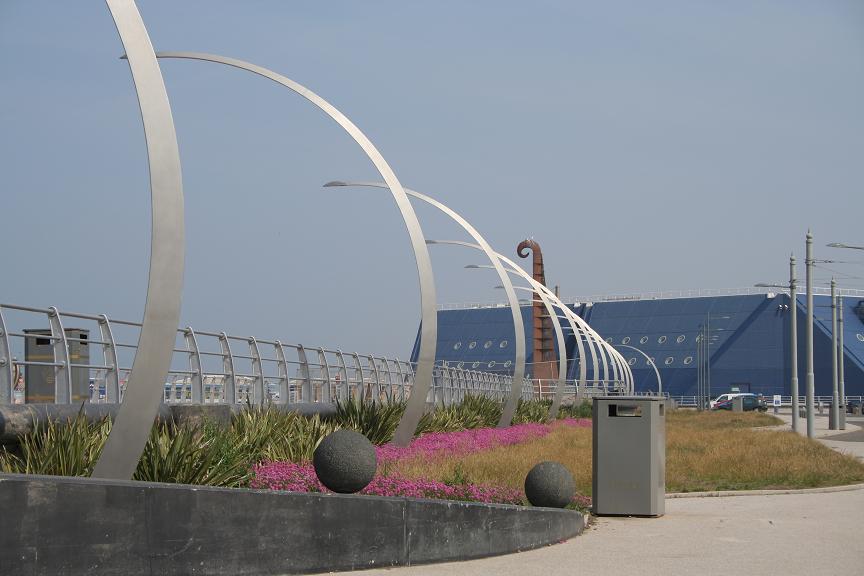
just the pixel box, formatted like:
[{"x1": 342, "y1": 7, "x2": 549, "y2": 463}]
[{"x1": 333, "y1": 488, "x2": 864, "y2": 576}]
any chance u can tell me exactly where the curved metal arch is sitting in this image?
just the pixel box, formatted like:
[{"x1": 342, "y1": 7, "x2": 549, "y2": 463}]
[
  {"x1": 617, "y1": 343, "x2": 661, "y2": 395},
  {"x1": 323, "y1": 181, "x2": 526, "y2": 428},
  {"x1": 506, "y1": 285, "x2": 567, "y2": 420},
  {"x1": 430, "y1": 240, "x2": 594, "y2": 396},
  {"x1": 153, "y1": 52, "x2": 436, "y2": 446},
  {"x1": 92, "y1": 0, "x2": 185, "y2": 479}
]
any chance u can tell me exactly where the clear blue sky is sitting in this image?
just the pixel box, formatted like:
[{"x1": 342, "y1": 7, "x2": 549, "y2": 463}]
[{"x1": 2, "y1": 1, "x2": 862, "y2": 358}]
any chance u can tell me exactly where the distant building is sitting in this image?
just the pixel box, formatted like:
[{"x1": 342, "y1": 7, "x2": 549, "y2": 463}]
[{"x1": 412, "y1": 290, "x2": 864, "y2": 398}]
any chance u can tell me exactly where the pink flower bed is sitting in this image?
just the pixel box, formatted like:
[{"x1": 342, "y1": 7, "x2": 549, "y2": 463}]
[
  {"x1": 250, "y1": 461, "x2": 524, "y2": 505},
  {"x1": 251, "y1": 419, "x2": 593, "y2": 507},
  {"x1": 375, "y1": 418, "x2": 590, "y2": 463}
]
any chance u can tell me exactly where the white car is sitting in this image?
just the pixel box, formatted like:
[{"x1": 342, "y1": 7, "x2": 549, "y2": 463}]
[{"x1": 709, "y1": 392, "x2": 755, "y2": 409}]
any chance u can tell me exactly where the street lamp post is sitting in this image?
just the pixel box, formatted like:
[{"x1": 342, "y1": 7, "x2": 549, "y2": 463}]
[
  {"x1": 826, "y1": 241, "x2": 860, "y2": 430},
  {"x1": 616, "y1": 344, "x2": 661, "y2": 395},
  {"x1": 790, "y1": 256, "x2": 799, "y2": 432},
  {"x1": 838, "y1": 293, "x2": 846, "y2": 429},
  {"x1": 805, "y1": 231, "x2": 815, "y2": 439},
  {"x1": 830, "y1": 279, "x2": 839, "y2": 430},
  {"x1": 755, "y1": 255, "x2": 800, "y2": 432}
]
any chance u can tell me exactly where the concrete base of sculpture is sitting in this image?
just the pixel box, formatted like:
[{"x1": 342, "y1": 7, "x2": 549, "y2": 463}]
[{"x1": 0, "y1": 473, "x2": 585, "y2": 575}]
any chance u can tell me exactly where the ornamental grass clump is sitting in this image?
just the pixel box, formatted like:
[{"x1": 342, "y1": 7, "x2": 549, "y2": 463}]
[
  {"x1": 334, "y1": 396, "x2": 406, "y2": 444},
  {"x1": 0, "y1": 410, "x2": 111, "y2": 477}
]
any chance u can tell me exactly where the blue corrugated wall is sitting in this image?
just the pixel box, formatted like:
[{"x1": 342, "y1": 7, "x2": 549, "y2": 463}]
[{"x1": 412, "y1": 294, "x2": 864, "y2": 397}]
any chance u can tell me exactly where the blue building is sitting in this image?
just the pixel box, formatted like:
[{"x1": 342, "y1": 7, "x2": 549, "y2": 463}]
[{"x1": 412, "y1": 291, "x2": 864, "y2": 398}]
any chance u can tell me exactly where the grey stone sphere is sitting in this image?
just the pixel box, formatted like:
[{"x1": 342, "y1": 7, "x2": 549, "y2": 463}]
[
  {"x1": 313, "y1": 429, "x2": 377, "y2": 493},
  {"x1": 524, "y1": 461, "x2": 575, "y2": 508}
]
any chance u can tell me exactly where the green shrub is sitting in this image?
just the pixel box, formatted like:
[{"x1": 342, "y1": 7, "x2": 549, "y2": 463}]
[
  {"x1": 513, "y1": 398, "x2": 553, "y2": 424},
  {"x1": 417, "y1": 394, "x2": 503, "y2": 433},
  {"x1": 557, "y1": 400, "x2": 593, "y2": 419},
  {"x1": 0, "y1": 410, "x2": 110, "y2": 477},
  {"x1": 334, "y1": 396, "x2": 405, "y2": 445}
]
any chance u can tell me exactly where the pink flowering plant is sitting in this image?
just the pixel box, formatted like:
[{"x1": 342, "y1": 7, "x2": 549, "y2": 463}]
[{"x1": 251, "y1": 418, "x2": 592, "y2": 508}]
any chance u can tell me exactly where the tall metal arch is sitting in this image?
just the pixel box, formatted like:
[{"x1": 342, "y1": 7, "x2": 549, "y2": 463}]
[
  {"x1": 152, "y1": 52, "x2": 436, "y2": 446},
  {"x1": 323, "y1": 181, "x2": 526, "y2": 428},
  {"x1": 92, "y1": 0, "x2": 185, "y2": 480}
]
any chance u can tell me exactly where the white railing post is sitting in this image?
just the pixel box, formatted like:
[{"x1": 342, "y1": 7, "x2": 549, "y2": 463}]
[
  {"x1": 219, "y1": 332, "x2": 236, "y2": 404},
  {"x1": 184, "y1": 327, "x2": 203, "y2": 404},
  {"x1": 274, "y1": 341, "x2": 289, "y2": 404},
  {"x1": 249, "y1": 337, "x2": 265, "y2": 405},
  {"x1": 0, "y1": 307, "x2": 13, "y2": 404},
  {"x1": 98, "y1": 315, "x2": 120, "y2": 403},
  {"x1": 48, "y1": 307, "x2": 71, "y2": 404}
]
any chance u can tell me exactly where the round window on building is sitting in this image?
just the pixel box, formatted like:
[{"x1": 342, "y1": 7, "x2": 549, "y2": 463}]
[
  {"x1": 676, "y1": 335, "x2": 686, "y2": 344},
  {"x1": 488, "y1": 361, "x2": 496, "y2": 368},
  {"x1": 658, "y1": 336, "x2": 667, "y2": 344},
  {"x1": 665, "y1": 357, "x2": 674, "y2": 365},
  {"x1": 648, "y1": 357, "x2": 655, "y2": 366},
  {"x1": 640, "y1": 336, "x2": 649, "y2": 344},
  {"x1": 453, "y1": 341, "x2": 462, "y2": 350},
  {"x1": 499, "y1": 340, "x2": 508, "y2": 348},
  {"x1": 622, "y1": 336, "x2": 631, "y2": 344},
  {"x1": 683, "y1": 356, "x2": 693, "y2": 365},
  {"x1": 484, "y1": 340, "x2": 493, "y2": 349},
  {"x1": 695, "y1": 334, "x2": 703, "y2": 343},
  {"x1": 504, "y1": 360, "x2": 512, "y2": 368},
  {"x1": 472, "y1": 362, "x2": 480, "y2": 369},
  {"x1": 628, "y1": 357, "x2": 636, "y2": 366},
  {"x1": 468, "y1": 341, "x2": 477, "y2": 349},
  {"x1": 457, "y1": 361, "x2": 464, "y2": 369},
  {"x1": 858, "y1": 333, "x2": 864, "y2": 342},
  {"x1": 606, "y1": 337, "x2": 613, "y2": 343}
]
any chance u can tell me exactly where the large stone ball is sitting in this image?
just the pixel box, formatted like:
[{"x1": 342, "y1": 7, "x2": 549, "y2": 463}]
[
  {"x1": 524, "y1": 461, "x2": 575, "y2": 508},
  {"x1": 313, "y1": 429, "x2": 377, "y2": 493}
]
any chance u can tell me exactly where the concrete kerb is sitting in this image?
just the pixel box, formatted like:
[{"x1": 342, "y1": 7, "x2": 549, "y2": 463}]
[{"x1": 667, "y1": 482, "x2": 864, "y2": 499}]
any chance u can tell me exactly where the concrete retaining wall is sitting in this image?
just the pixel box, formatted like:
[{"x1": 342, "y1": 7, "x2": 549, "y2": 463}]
[{"x1": 0, "y1": 473, "x2": 584, "y2": 575}]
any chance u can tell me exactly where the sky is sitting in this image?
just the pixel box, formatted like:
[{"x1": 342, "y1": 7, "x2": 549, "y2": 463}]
[{"x1": 2, "y1": 1, "x2": 863, "y2": 359}]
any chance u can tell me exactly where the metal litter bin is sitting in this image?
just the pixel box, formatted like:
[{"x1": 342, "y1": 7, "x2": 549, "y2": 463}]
[{"x1": 593, "y1": 396, "x2": 665, "y2": 517}]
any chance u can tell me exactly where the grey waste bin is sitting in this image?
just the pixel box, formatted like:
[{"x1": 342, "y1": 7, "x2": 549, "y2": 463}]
[{"x1": 593, "y1": 397, "x2": 665, "y2": 517}]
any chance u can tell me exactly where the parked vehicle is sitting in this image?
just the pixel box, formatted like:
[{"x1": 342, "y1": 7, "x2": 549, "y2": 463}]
[
  {"x1": 712, "y1": 393, "x2": 767, "y2": 412},
  {"x1": 847, "y1": 399, "x2": 862, "y2": 414},
  {"x1": 710, "y1": 392, "x2": 753, "y2": 409}
]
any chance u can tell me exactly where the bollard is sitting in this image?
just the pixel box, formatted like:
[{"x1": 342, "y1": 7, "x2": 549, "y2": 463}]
[
  {"x1": 732, "y1": 396, "x2": 744, "y2": 413},
  {"x1": 818, "y1": 400, "x2": 823, "y2": 415}
]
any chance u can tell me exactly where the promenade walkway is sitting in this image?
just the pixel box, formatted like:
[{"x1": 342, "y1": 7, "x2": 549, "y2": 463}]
[{"x1": 336, "y1": 412, "x2": 864, "y2": 576}]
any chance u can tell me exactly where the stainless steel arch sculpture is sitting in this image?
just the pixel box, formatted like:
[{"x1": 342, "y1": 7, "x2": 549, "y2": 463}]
[
  {"x1": 153, "y1": 53, "x2": 437, "y2": 446},
  {"x1": 323, "y1": 181, "x2": 526, "y2": 428},
  {"x1": 91, "y1": 0, "x2": 185, "y2": 479}
]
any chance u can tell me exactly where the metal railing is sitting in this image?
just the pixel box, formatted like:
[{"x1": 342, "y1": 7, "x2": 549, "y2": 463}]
[
  {"x1": 0, "y1": 303, "x2": 626, "y2": 408},
  {"x1": 670, "y1": 395, "x2": 864, "y2": 409}
]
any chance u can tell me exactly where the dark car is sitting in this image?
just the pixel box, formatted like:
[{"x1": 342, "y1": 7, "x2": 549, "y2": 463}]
[{"x1": 712, "y1": 394, "x2": 767, "y2": 412}]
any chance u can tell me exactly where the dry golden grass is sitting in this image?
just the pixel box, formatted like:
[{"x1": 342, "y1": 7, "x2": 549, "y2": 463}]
[{"x1": 391, "y1": 412, "x2": 864, "y2": 495}]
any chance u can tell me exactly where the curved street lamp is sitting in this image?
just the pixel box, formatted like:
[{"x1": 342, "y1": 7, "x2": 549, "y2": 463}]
[
  {"x1": 464, "y1": 246, "x2": 632, "y2": 394},
  {"x1": 92, "y1": 0, "x2": 185, "y2": 480},
  {"x1": 616, "y1": 344, "x2": 661, "y2": 395},
  {"x1": 151, "y1": 54, "x2": 437, "y2": 447},
  {"x1": 492, "y1": 284, "x2": 567, "y2": 420},
  {"x1": 321, "y1": 181, "x2": 525, "y2": 428}
]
